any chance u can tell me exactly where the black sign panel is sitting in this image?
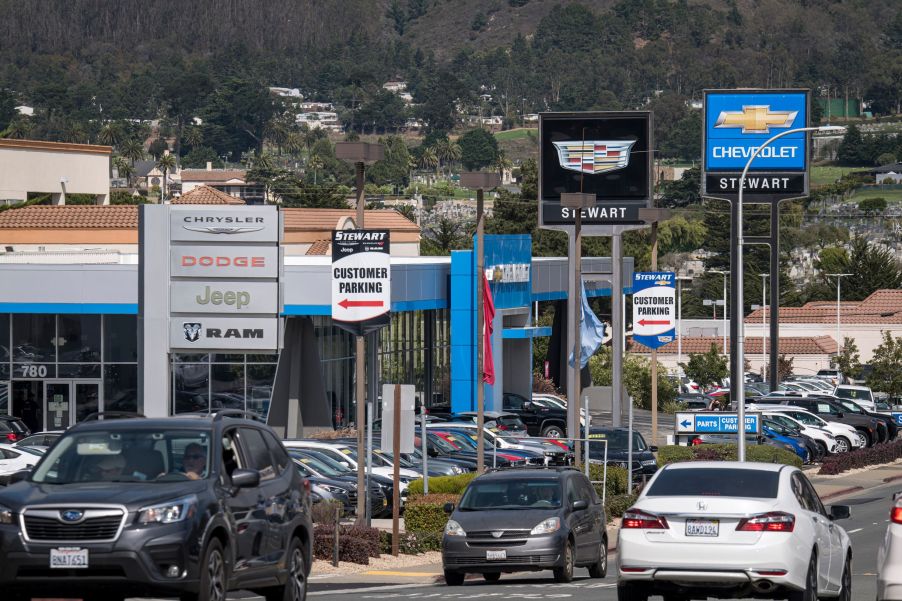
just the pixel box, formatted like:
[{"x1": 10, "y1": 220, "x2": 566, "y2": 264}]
[
  {"x1": 705, "y1": 173, "x2": 806, "y2": 196},
  {"x1": 539, "y1": 112, "x2": 652, "y2": 230}
]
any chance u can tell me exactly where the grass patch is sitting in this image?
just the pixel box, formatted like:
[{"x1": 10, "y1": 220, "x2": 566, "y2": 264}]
[
  {"x1": 811, "y1": 166, "x2": 869, "y2": 187},
  {"x1": 849, "y1": 188, "x2": 902, "y2": 203},
  {"x1": 495, "y1": 128, "x2": 536, "y2": 141}
]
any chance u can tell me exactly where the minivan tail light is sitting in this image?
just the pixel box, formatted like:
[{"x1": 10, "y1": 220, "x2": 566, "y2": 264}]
[
  {"x1": 622, "y1": 508, "x2": 669, "y2": 530},
  {"x1": 5, "y1": 433, "x2": 17, "y2": 442},
  {"x1": 736, "y1": 512, "x2": 795, "y2": 532},
  {"x1": 891, "y1": 506, "x2": 902, "y2": 524}
]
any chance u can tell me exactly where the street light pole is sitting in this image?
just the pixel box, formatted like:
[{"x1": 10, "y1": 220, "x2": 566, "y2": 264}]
[
  {"x1": 760, "y1": 274, "x2": 769, "y2": 377},
  {"x1": 735, "y1": 124, "x2": 843, "y2": 461},
  {"x1": 827, "y1": 273, "x2": 852, "y2": 383},
  {"x1": 711, "y1": 270, "x2": 728, "y2": 360}
]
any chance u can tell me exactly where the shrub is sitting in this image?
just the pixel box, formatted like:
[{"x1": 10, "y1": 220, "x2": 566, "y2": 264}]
[
  {"x1": 656, "y1": 444, "x2": 802, "y2": 468},
  {"x1": 606, "y1": 493, "x2": 638, "y2": 521},
  {"x1": 819, "y1": 439, "x2": 902, "y2": 475},
  {"x1": 405, "y1": 497, "x2": 458, "y2": 533},
  {"x1": 587, "y1": 464, "x2": 630, "y2": 498},
  {"x1": 311, "y1": 499, "x2": 344, "y2": 524},
  {"x1": 407, "y1": 472, "x2": 477, "y2": 497},
  {"x1": 313, "y1": 524, "x2": 381, "y2": 564}
]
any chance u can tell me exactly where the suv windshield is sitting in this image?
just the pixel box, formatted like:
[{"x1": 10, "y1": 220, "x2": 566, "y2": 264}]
[
  {"x1": 835, "y1": 388, "x2": 872, "y2": 402},
  {"x1": 589, "y1": 430, "x2": 647, "y2": 451},
  {"x1": 647, "y1": 468, "x2": 779, "y2": 498},
  {"x1": 31, "y1": 429, "x2": 211, "y2": 484},
  {"x1": 836, "y1": 399, "x2": 866, "y2": 414},
  {"x1": 459, "y1": 479, "x2": 562, "y2": 510}
]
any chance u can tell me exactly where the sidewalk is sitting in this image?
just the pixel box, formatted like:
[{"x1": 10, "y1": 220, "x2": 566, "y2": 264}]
[{"x1": 808, "y1": 458, "x2": 902, "y2": 500}]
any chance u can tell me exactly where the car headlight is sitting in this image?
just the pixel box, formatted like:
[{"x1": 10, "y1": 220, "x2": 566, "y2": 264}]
[
  {"x1": 0, "y1": 504, "x2": 14, "y2": 524},
  {"x1": 137, "y1": 495, "x2": 197, "y2": 524},
  {"x1": 530, "y1": 517, "x2": 561, "y2": 535},
  {"x1": 320, "y1": 485, "x2": 348, "y2": 494},
  {"x1": 451, "y1": 465, "x2": 463, "y2": 474},
  {"x1": 444, "y1": 519, "x2": 466, "y2": 537}
]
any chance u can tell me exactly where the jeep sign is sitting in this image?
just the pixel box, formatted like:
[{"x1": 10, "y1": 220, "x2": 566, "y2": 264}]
[{"x1": 170, "y1": 281, "x2": 279, "y2": 314}]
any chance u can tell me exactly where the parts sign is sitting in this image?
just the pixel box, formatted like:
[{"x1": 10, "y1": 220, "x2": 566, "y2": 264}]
[
  {"x1": 331, "y1": 229, "x2": 391, "y2": 335},
  {"x1": 632, "y1": 271, "x2": 675, "y2": 350}
]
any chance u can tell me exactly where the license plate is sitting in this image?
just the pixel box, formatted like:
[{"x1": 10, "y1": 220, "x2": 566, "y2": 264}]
[
  {"x1": 486, "y1": 550, "x2": 507, "y2": 560},
  {"x1": 685, "y1": 519, "x2": 719, "y2": 537},
  {"x1": 50, "y1": 547, "x2": 89, "y2": 569}
]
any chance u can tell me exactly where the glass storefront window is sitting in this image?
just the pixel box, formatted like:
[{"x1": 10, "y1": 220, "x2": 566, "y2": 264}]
[
  {"x1": 247, "y1": 363, "x2": 276, "y2": 418},
  {"x1": 0, "y1": 314, "x2": 9, "y2": 362},
  {"x1": 173, "y1": 354, "x2": 210, "y2": 363},
  {"x1": 12, "y1": 314, "x2": 55, "y2": 363},
  {"x1": 211, "y1": 364, "x2": 244, "y2": 410},
  {"x1": 247, "y1": 353, "x2": 279, "y2": 363},
  {"x1": 213, "y1": 354, "x2": 245, "y2": 363},
  {"x1": 104, "y1": 315, "x2": 137, "y2": 362},
  {"x1": 173, "y1": 364, "x2": 210, "y2": 414},
  {"x1": 58, "y1": 364, "x2": 101, "y2": 378},
  {"x1": 57, "y1": 315, "x2": 101, "y2": 362},
  {"x1": 104, "y1": 364, "x2": 138, "y2": 413}
]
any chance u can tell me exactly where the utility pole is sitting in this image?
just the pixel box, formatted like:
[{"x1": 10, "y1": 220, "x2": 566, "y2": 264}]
[
  {"x1": 335, "y1": 142, "x2": 384, "y2": 522},
  {"x1": 711, "y1": 270, "x2": 728, "y2": 362},
  {"x1": 760, "y1": 274, "x2": 769, "y2": 377},
  {"x1": 461, "y1": 172, "x2": 501, "y2": 474},
  {"x1": 827, "y1": 273, "x2": 852, "y2": 382}
]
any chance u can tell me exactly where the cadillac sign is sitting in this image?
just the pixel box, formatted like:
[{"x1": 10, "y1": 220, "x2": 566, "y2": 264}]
[{"x1": 539, "y1": 112, "x2": 652, "y2": 231}]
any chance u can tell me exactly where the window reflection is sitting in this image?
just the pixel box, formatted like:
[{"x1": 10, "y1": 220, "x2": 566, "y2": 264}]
[
  {"x1": 58, "y1": 315, "x2": 101, "y2": 362},
  {"x1": 12, "y1": 315, "x2": 55, "y2": 362}
]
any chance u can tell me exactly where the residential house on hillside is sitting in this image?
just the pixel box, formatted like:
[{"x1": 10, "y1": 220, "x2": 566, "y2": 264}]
[
  {"x1": 180, "y1": 163, "x2": 264, "y2": 204},
  {"x1": 874, "y1": 162, "x2": 902, "y2": 184}
]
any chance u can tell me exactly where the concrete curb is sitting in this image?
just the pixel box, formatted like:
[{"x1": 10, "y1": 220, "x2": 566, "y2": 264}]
[
  {"x1": 884, "y1": 474, "x2": 902, "y2": 484},
  {"x1": 819, "y1": 486, "x2": 864, "y2": 501}
]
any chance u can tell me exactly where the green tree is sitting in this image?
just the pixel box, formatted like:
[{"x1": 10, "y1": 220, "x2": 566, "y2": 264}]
[
  {"x1": 418, "y1": 147, "x2": 438, "y2": 173},
  {"x1": 837, "y1": 124, "x2": 872, "y2": 166},
  {"x1": 458, "y1": 128, "x2": 499, "y2": 171},
  {"x1": 876, "y1": 152, "x2": 897, "y2": 166},
  {"x1": 2, "y1": 118, "x2": 32, "y2": 139},
  {"x1": 658, "y1": 167, "x2": 701, "y2": 208},
  {"x1": 680, "y1": 344, "x2": 728, "y2": 390},
  {"x1": 820, "y1": 237, "x2": 902, "y2": 300},
  {"x1": 858, "y1": 197, "x2": 887, "y2": 214},
  {"x1": 181, "y1": 146, "x2": 221, "y2": 169},
  {"x1": 0, "y1": 89, "x2": 16, "y2": 132},
  {"x1": 421, "y1": 216, "x2": 472, "y2": 255},
  {"x1": 658, "y1": 215, "x2": 707, "y2": 254},
  {"x1": 113, "y1": 157, "x2": 134, "y2": 186},
  {"x1": 97, "y1": 121, "x2": 125, "y2": 147},
  {"x1": 148, "y1": 138, "x2": 169, "y2": 159},
  {"x1": 202, "y1": 78, "x2": 277, "y2": 159},
  {"x1": 183, "y1": 126, "x2": 204, "y2": 150},
  {"x1": 867, "y1": 331, "x2": 902, "y2": 396},
  {"x1": 369, "y1": 135, "x2": 412, "y2": 186},
  {"x1": 831, "y1": 337, "x2": 861, "y2": 380},
  {"x1": 120, "y1": 138, "x2": 145, "y2": 165}
]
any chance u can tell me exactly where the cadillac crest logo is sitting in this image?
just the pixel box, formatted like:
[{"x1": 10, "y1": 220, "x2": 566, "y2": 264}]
[
  {"x1": 183, "y1": 322, "x2": 202, "y2": 343},
  {"x1": 551, "y1": 140, "x2": 636, "y2": 175}
]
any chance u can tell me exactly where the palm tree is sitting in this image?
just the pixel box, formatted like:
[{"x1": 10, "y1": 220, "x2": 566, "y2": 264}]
[
  {"x1": 264, "y1": 120, "x2": 289, "y2": 155},
  {"x1": 253, "y1": 153, "x2": 276, "y2": 170},
  {"x1": 419, "y1": 147, "x2": 439, "y2": 174},
  {"x1": 285, "y1": 132, "x2": 304, "y2": 158},
  {"x1": 64, "y1": 121, "x2": 88, "y2": 144},
  {"x1": 434, "y1": 138, "x2": 462, "y2": 176},
  {"x1": 98, "y1": 121, "x2": 125, "y2": 148},
  {"x1": 492, "y1": 150, "x2": 513, "y2": 179},
  {"x1": 183, "y1": 126, "x2": 203, "y2": 150},
  {"x1": 120, "y1": 138, "x2": 145, "y2": 166},
  {"x1": 156, "y1": 153, "x2": 178, "y2": 202},
  {"x1": 1, "y1": 118, "x2": 32, "y2": 139},
  {"x1": 114, "y1": 157, "x2": 135, "y2": 186},
  {"x1": 307, "y1": 154, "x2": 324, "y2": 185}
]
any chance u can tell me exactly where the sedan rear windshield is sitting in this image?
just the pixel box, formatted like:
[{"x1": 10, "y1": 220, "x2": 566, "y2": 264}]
[{"x1": 646, "y1": 468, "x2": 780, "y2": 498}]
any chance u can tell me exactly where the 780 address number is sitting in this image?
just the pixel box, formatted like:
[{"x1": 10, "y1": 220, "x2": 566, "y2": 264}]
[{"x1": 20, "y1": 365, "x2": 48, "y2": 378}]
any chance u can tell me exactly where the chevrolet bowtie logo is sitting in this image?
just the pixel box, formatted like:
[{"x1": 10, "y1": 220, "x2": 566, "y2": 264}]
[{"x1": 714, "y1": 105, "x2": 798, "y2": 134}]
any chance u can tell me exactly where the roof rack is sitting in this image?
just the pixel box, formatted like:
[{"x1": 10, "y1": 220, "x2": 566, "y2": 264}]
[
  {"x1": 211, "y1": 409, "x2": 266, "y2": 423},
  {"x1": 82, "y1": 411, "x2": 146, "y2": 422}
]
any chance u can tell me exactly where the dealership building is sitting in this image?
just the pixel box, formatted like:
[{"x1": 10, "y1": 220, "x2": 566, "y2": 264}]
[{"x1": 0, "y1": 202, "x2": 631, "y2": 436}]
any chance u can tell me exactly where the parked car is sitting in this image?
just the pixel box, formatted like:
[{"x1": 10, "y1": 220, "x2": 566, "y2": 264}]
[
  {"x1": 763, "y1": 412, "x2": 838, "y2": 456},
  {"x1": 877, "y1": 491, "x2": 902, "y2": 601},
  {"x1": 815, "y1": 368, "x2": 843, "y2": 385},
  {"x1": 291, "y1": 453, "x2": 385, "y2": 518},
  {"x1": 617, "y1": 461, "x2": 852, "y2": 601},
  {"x1": 0, "y1": 443, "x2": 44, "y2": 484},
  {"x1": 782, "y1": 397, "x2": 884, "y2": 447},
  {"x1": 0, "y1": 416, "x2": 31, "y2": 444},
  {"x1": 833, "y1": 385, "x2": 877, "y2": 411},
  {"x1": 832, "y1": 397, "x2": 898, "y2": 441},
  {"x1": 426, "y1": 430, "x2": 531, "y2": 467},
  {"x1": 442, "y1": 466, "x2": 607, "y2": 585},
  {"x1": 762, "y1": 420, "x2": 814, "y2": 463},
  {"x1": 429, "y1": 422, "x2": 572, "y2": 465},
  {"x1": 0, "y1": 411, "x2": 312, "y2": 601},
  {"x1": 503, "y1": 392, "x2": 569, "y2": 438},
  {"x1": 13, "y1": 430, "x2": 63, "y2": 449},
  {"x1": 289, "y1": 448, "x2": 394, "y2": 518},
  {"x1": 455, "y1": 411, "x2": 529, "y2": 435},
  {"x1": 587, "y1": 428, "x2": 659, "y2": 476},
  {"x1": 752, "y1": 405, "x2": 864, "y2": 453},
  {"x1": 676, "y1": 394, "x2": 714, "y2": 411}
]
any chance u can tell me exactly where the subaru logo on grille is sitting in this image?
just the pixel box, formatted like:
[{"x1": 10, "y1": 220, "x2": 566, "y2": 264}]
[{"x1": 60, "y1": 510, "x2": 84, "y2": 523}]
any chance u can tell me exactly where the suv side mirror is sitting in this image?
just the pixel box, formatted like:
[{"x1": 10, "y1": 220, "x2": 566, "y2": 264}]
[
  {"x1": 523, "y1": 402, "x2": 533, "y2": 412},
  {"x1": 828, "y1": 505, "x2": 851, "y2": 521},
  {"x1": 231, "y1": 468, "x2": 260, "y2": 489},
  {"x1": 571, "y1": 500, "x2": 589, "y2": 511},
  {"x1": 836, "y1": 412, "x2": 844, "y2": 418},
  {"x1": 443, "y1": 502, "x2": 455, "y2": 514},
  {"x1": 649, "y1": 445, "x2": 659, "y2": 453}
]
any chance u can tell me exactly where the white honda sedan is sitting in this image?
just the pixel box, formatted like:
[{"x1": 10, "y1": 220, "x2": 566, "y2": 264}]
[
  {"x1": 878, "y1": 492, "x2": 902, "y2": 601},
  {"x1": 617, "y1": 461, "x2": 852, "y2": 601}
]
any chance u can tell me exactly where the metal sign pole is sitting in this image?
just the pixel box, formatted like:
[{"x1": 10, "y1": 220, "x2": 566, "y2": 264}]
[
  {"x1": 475, "y1": 187, "x2": 485, "y2": 474},
  {"x1": 391, "y1": 383, "x2": 401, "y2": 556},
  {"x1": 421, "y1": 409, "x2": 428, "y2": 495},
  {"x1": 650, "y1": 223, "x2": 658, "y2": 446},
  {"x1": 612, "y1": 233, "x2": 624, "y2": 427}
]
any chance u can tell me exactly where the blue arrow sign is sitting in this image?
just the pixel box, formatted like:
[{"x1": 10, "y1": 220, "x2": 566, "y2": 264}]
[
  {"x1": 680, "y1": 419, "x2": 692, "y2": 428},
  {"x1": 675, "y1": 412, "x2": 760, "y2": 434},
  {"x1": 893, "y1": 412, "x2": 902, "y2": 427}
]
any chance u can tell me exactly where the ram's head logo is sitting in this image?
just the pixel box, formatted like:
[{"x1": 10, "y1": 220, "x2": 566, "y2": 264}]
[{"x1": 183, "y1": 322, "x2": 202, "y2": 343}]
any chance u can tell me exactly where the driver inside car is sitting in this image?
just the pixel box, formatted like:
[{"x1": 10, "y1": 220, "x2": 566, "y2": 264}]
[{"x1": 181, "y1": 443, "x2": 207, "y2": 480}]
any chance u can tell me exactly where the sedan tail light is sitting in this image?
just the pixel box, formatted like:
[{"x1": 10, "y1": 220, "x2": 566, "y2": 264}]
[
  {"x1": 5, "y1": 433, "x2": 17, "y2": 442},
  {"x1": 622, "y1": 508, "x2": 669, "y2": 530},
  {"x1": 691, "y1": 437, "x2": 703, "y2": 446},
  {"x1": 891, "y1": 506, "x2": 902, "y2": 524},
  {"x1": 736, "y1": 512, "x2": 795, "y2": 532}
]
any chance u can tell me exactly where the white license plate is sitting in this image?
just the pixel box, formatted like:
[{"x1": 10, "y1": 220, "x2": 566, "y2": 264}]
[
  {"x1": 50, "y1": 547, "x2": 89, "y2": 569},
  {"x1": 685, "y1": 519, "x2": 719, "y2": 537},
  {"x1": 486, "y1": 550, "x2": 507, "y2": 560}
]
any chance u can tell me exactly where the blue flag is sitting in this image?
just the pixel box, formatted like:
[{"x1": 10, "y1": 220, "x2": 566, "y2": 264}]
[{"x1": 569, "y1": 279, "x2": 606, "y2": 368}]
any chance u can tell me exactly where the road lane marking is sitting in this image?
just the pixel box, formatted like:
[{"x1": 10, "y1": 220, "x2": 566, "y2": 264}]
[
  {"x1": 310, "y1": 583, "x2": 438, "y2": 596},
  {"x1": 848, "y1": 528, "x2": 864, "y2": 534},
  {"x1": 364, "y1": 570, "x2": 443, "y2": 576}
]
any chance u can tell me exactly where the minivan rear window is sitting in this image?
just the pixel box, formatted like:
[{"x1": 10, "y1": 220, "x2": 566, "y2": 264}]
[{"x1": 646, "y1": 468, "x2": 780, "y2": 498}]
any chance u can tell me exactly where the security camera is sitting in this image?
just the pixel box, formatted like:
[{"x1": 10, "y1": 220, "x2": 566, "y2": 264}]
[{"x1": 60, "y1": 176, "x2": 69, "y2": 184}]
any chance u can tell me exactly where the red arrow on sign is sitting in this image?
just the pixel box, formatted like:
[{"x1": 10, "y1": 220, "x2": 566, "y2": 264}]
[
  {"x1": 638, "y1": 319, "x2": 671, "y2": 326},
  {"x1": 338, "y1": 299, "x2": 384, "y2": 309}
]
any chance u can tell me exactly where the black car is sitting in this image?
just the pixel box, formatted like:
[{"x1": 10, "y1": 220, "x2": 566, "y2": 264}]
[
  {"x1": 587, "y1": 428, "x2": 659, "y2": 476},
  {"x1": 0, "y1": 416, "x2": 31, "y2": 444},
  {"x1": 832, "y1": 398, "x2": 898, "y2": 441},
  {"x1": 502, "y1": 392, "x2": 569, "y2": 438},
  {"x1": 784, "y1": 397, "x2": 884, "y2": 446},
  {"x1": 442, "y1": 467, "x2": 607, "y2": 585},
  {"x1": 0, "y1": 411, "x2": 312, "y2": 601}
]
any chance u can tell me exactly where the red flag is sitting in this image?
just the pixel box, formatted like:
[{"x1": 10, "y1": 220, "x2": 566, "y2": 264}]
[{"x1": 483, "y1": 273, "x2": 496, "y2": 384}]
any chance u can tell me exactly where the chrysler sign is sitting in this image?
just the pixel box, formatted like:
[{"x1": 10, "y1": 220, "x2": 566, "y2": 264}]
[{"x1": 170, "y1": 206, "x2": 280, "y2": 242}]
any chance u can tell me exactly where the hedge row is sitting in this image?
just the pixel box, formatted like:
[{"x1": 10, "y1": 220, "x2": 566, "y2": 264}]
[
  {"x1": 405, "y1": 494, "x2": 460, "y2": 533},
  {"x1": 657, "y1": 444, "x2": 803, "y2": 468},
  {"x1": 819, "y1": 439, "x2": 902, "y2": 475},
  {"x1": 407, "y1": 472, "x2": 477, "y2": 497},
  {"x1": 313, "y1": 524, "x2": 381, "y2": 565}
]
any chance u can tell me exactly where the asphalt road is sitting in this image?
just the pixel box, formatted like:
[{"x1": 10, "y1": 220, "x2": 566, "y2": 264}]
[{"x1": 304, "y1": 480, "x2": 900, "y2": 601}]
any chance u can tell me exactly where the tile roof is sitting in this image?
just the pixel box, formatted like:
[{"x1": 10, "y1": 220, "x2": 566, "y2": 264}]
[
  {"x1": 180, "y1": 169, "x2": 247, "y2": 182},
  {"x1": 171, "y1": 185, "x2": 245, "y2": 205},
  {"x1": 628, "y1": 335, "x2": 837, "y2": 355},
  {"x1": 746, "y1": 289, "x2": 902, "y2": 324},
  {"x1": 282, "y1": 208, "x2": 419, "y2": 232},
  {"x1": 305, "y1": 240, "x2": 330, "y2": 255},
  {"x1": 0, "y1": 205, "x2": 138, "y2": 229}
]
